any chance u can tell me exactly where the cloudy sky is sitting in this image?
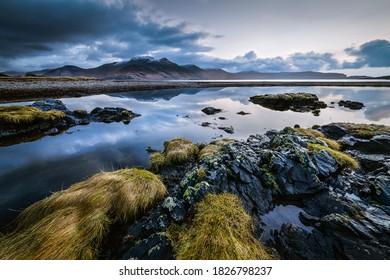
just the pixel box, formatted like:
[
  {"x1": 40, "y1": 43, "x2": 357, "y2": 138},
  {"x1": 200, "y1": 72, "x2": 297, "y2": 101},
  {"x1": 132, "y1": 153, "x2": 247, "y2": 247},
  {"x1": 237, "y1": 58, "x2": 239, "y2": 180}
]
[{"x1": 1, "y1": 0, "x2": 390, "y2": 76}]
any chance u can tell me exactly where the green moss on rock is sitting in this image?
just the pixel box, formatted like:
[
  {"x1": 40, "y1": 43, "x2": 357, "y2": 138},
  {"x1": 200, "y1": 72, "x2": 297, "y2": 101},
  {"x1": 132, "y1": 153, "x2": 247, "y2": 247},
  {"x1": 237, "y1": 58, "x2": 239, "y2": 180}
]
[{"x1": 308, "y1": 143, "x2": 359, "y2": 170}]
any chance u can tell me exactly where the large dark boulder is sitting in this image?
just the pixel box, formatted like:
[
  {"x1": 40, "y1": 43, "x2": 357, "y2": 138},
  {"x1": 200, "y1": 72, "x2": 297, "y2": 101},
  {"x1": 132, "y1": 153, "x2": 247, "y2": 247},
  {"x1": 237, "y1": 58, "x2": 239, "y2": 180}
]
[{"x1": 351, "y1": 135, "x2": 390, "y2": 154}]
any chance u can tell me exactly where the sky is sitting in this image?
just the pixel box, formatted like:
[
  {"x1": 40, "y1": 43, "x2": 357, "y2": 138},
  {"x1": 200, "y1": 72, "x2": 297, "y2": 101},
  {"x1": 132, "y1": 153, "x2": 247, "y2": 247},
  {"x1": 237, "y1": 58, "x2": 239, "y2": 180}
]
[{"x1": 1, "y1": 0, "x2": 390, "y2": 76}]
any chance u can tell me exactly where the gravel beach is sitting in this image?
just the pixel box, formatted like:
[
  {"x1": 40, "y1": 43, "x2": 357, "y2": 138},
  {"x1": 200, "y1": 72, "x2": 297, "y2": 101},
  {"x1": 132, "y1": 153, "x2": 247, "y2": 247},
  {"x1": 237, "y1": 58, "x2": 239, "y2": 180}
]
[{"x1": 1, "y1": 78, "x2": 390, "y2": 103}]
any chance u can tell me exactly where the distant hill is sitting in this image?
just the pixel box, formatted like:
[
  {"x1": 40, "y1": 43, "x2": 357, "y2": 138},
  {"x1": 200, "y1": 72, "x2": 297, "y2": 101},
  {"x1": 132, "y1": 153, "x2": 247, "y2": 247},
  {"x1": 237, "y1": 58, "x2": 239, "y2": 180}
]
[{"x1": 21, "y1": 56, "x2": 373, "y2": 80}]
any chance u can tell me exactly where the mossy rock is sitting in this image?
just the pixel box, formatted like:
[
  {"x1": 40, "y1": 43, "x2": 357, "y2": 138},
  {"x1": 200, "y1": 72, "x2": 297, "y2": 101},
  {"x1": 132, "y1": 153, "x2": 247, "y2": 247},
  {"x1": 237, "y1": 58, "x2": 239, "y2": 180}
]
[
  {"x1": 333, "y1": 123, "x2": 390, "y2": 139},
  {"x1": 0, "y1": 168, "x2": 167, "y2": 260},
  {"x1": 172, "y1": 193, "x2": 274, "y2": 260},
  {"x1": 295, "y1": 127, "x2": 341, "y2": 150},
  {"x1": 307, "y1": 143, "x2": 359, "y2": 170}
]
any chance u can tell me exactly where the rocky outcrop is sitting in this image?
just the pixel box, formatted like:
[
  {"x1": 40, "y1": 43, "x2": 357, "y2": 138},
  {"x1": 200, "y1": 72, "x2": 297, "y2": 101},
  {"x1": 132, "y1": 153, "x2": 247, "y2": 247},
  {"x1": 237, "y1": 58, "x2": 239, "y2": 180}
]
[
  {"x1": 249, "y1": 92, "x2": 327, "y2": 115},
  {"x1": 338, "y1": 100, "x2": 365, "y2": 110},
  {"x1": 99, "y1": 123, "x2": 390, "y2": 260},
  {"x1": 0, "y1": 99, "x2": 140, "y2": 146}
]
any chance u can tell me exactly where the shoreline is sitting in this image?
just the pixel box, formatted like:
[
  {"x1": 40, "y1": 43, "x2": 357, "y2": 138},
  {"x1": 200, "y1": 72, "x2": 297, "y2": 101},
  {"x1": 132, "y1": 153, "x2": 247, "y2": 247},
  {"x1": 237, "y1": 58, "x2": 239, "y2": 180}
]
[{"x1": 1, "y1": 78, "x2": 390, "y2": 103}]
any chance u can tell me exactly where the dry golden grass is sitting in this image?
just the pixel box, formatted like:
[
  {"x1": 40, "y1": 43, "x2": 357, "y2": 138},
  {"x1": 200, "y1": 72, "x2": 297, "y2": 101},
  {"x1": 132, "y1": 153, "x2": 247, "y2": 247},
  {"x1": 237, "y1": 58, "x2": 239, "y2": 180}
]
[
  {"x1": 163, "y1": 138, "x2": 199, "y2": 165},
  {"x1": 0, "y1": 168, "x2": 166, "y2": 260},
  {"x1": 318, "y1": 137, "x2": 341, "y2": 151},
  {"x1": 308, "y1": 143, "x2": 359, "y2": 170},
  {"x1": 199, "y1": 144, "x2": 221, "y2": 160},
  {"x1": 149, "y1": 152, "x2": 166, "y2": 172},
  {"x1": 0, "y1": 106, "x2": 65, "y2": 127},
  {"x1": 172, "y1": 193, "x2": 274, "y2": 260},
  {"x1": 211, "y1": 138, "x2": 234, "y2": 146},
  {"x1": 295, "y1": 127, "x2": 324, "y2": 138},
  {"x1": 334, "y1": 123, "x2": 390, "y2": 139}
]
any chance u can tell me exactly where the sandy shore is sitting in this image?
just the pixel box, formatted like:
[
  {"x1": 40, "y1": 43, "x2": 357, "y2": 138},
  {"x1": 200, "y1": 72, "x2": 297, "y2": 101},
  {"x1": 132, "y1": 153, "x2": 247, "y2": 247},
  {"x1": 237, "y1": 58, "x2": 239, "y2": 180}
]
[{"x1": 1, "y1": 78, "x2": 390, "y2": 103}]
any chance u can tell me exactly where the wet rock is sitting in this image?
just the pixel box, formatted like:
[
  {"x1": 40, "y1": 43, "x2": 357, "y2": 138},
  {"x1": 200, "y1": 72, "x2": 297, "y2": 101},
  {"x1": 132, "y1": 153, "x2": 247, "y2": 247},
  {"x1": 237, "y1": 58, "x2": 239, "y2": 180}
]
[
  {"x1": 352, "y1": 153, "x2": 389, "y2": 173},
  {"x1": 249, "y1": 92, "x2": 327, "y2": 114},
  {"x1": 237, "y1": 111, "x2": 251, "y2": 115},
  {"x1": 32, "y1": 99, "x2": 70, "y2": 112},
  {"x1": 218, "y1": 126, "x2": 234, "y2": 134},
  {"x1": 273, "y1": 223, "x2": 335, "y2": 259},
  {"x1": 338, "y1": 100, "x2": 365, "y2": 110},
  {"x1": 312, "y1": 109, "x2": 321, "y2": 116},
  {"x1": 73, "y1": 109, "x2": 88, "y2": 118},
  {"x1": 162, "y1": 196, "x2": 186, "y2": 223},
  {"x1": 90, "y1": 107, "x2": 140, "y2": 123},
  {"x1": 371, "y1": 176, "x2": 390, "y2": 206},
  {"x1": 320, "y1": 124, "x2": 348, "y2": 139},
  {"x1": 271, "y1": 151, "x2": 324, "y2": 197},
  {"x1": 122, "y1": 233, "x2": 173, "y2": 260},
  {"x1": 146, "y1": 146, "x2": 158, "y2": 153},
  {"x1": 201, "y1": 107, "x2": 222, "y2": 115},
  {"x1": 312, "y1": 150, "x2": 338, "y2": 177},
  {"x1": 201, "y1": 122, "x2": 211, "y2": 127},
  {"x1": 350, "y1": 135, "x2": 390, "y2": 154}
]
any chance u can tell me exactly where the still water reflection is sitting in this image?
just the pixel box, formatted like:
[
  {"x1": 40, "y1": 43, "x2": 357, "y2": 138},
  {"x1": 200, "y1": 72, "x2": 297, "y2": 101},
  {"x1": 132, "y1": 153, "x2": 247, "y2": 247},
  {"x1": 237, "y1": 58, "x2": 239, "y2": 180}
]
[{"x1": 0, "y1": 86, "x2": 389, "y2": 227}]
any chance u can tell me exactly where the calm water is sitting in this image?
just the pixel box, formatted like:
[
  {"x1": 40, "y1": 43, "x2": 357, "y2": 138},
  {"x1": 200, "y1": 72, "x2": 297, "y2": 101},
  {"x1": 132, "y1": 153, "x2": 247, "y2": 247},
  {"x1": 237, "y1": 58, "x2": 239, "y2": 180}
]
[{"x1": 0, "y1": 86, "x2": 389, "y2": 228}]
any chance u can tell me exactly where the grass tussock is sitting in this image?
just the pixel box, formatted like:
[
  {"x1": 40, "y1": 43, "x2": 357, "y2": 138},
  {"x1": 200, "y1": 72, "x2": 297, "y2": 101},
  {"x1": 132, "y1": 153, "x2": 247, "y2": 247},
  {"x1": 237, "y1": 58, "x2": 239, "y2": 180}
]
[
  {"x1": 0, "y1": 106, "x2": 65, "y2": 127},
  {"x1": 211, "y1": 138, "x2": 234, "y2": 146},
  {"x1": 334, "y1": 123, "x2": 390, "y2": 139},
  {"x1": 0, "y1": 168, "x2": 166, "y2": 260},
  {"x1": 308, "y1": 143, "x2": 359, "y2": 170},
  {"x1": 295, "y1": 127, "x2": 341, "y2": 150},
  {"x1": 172, "y1": 193, "x2": 274, "y2": 260},
  {"x1": 199, "y1": 144, "x2": 221, "y2": 160},
  {"x1": 199, "y1": 138, "x2": 234, "y2": 160},
  {"x1": 149, "y1": 152, "x2": 166, "y2": 172},
  {"x1": 295, "y1": 127, "x2": 324, "y2": 138},
  {"x1": 164, "y1": 138, "x2": 199, "y2": 165},
  {"x1": 318, "y1": 137, "x2": 341, "y2": 151}
]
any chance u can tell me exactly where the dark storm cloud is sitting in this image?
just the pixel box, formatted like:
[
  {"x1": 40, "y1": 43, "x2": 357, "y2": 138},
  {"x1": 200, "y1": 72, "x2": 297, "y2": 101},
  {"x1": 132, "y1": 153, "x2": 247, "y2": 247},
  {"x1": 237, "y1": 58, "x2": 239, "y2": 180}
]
[
  {"x1": 0, "y1": 0, "x2": 210, "y2": 68},
  {"x1": 343, "y1": 39, "x2": 390, "y2": 68}
]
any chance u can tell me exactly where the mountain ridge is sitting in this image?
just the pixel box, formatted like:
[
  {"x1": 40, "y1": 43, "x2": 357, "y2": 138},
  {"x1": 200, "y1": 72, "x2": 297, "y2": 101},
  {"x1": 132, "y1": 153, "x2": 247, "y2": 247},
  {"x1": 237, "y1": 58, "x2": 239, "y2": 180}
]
[{"x1": 2, "y1": 56, "x2": 384, "y2": 80}]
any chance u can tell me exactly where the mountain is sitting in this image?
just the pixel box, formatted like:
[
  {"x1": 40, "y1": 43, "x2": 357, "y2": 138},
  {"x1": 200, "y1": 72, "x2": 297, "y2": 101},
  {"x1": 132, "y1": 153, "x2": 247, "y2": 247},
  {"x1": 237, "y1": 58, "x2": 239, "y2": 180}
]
[{"x1": 25, "y1": 56, "x2": 354, "y2": 80}]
